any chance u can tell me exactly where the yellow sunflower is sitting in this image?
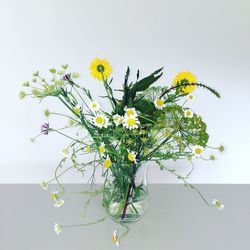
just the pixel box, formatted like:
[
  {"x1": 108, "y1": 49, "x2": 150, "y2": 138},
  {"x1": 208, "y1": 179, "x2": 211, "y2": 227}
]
[
  {"x1": 89, "y1": 58, "x2": 112, "y2": 81},
  {"x1": 172, "y1": 72, "x2": 197, "y2": 94}
]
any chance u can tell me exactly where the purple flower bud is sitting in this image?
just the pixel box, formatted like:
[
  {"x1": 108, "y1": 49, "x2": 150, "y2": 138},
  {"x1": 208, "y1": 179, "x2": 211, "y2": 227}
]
[
  {"x1": 41, "y1": 122, "x2": 49, "y2": 135},
  {"x1": 63, "y1": 74, "x2": 71, "y2": 81}
]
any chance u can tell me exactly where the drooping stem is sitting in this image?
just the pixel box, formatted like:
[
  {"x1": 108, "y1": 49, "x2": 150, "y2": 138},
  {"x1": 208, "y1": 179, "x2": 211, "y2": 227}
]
[{"x1": 121, "y1": 163, "x2": 136, "y2": 220}]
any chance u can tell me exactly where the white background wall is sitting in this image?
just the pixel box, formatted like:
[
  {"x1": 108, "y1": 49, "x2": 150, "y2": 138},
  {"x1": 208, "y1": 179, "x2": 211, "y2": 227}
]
[{"x1": 0, "y1": 0, "x2": 250, "y2": 183}]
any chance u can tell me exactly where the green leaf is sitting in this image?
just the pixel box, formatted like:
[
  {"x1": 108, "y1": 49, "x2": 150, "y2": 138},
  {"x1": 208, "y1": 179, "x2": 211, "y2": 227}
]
[
  {"x1": 133, "y1": 99, "x2": 154, "y2": 113},
  {"x1": 131, "y1": 67, "x2": 163, "y2": 93}
]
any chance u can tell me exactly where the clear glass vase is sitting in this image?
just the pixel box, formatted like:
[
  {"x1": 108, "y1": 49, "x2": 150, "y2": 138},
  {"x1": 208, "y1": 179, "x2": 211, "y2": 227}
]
[{"x1": 103, "y1": 161, "x2": 149, "y2": 223}]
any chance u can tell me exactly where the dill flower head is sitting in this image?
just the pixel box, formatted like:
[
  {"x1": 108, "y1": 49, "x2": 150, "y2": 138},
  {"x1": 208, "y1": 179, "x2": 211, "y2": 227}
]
[
  {"x1": 173, "y1": 72, "x2": 197, "y2": 93},
  {"x1": 89, "y1": 58, "x2": 112, "y2": 81}
]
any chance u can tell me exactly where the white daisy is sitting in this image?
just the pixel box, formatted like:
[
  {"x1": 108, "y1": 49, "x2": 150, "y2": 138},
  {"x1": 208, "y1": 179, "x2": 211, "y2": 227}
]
[
  {"x1": 154, "y1": 98, "x2": 166, "y2": 110},
  {"x1": 113, "y1": 114, "x2": 123, "y2": 126},
  {"x1": 40, "y1": 181, "x2": 48, "y2": 191},
  {"x1": 212, "y1": 199, "x2": 224, "y2": 211},
  {"x1": 54, "y1": 223, "x2": 62, "y2": 235},
  {"x1": 123, "y1": 115, "x2": 140, "y2": 130},
  {"x1": 54, "y1": 199, "x2": 65, "y2": 208},
  {"x1": 93, "y1": 113, "x2": 108, "y2": 128},
  {"x1": 192, "y1": 145, "x2": 204, "y2": 158},
  {"x1": 187, "y1": 94, "x2": 195, "y2": 101},
  {"x1": 89, "y1": 101, "x2": 100, "y2": 112},
  {"x1": 124, "y1": 107, "x2": 138, "y2": 117},
  {"x1": 112, "y1": 230, "x2": 119, "y2": 247},
  {"x1": 127, "y1": 151, "x2": 137, "y2": 163},
  {"x1": 184, "y1": 109, "x2": 194, "y2": 118}
]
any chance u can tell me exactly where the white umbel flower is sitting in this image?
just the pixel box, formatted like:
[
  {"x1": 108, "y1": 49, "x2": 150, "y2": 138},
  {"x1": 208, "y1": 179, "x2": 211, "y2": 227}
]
[
  {"x1": 89, "y1": 101, "x2": 100, "y2": 112},
  {"x1": 123, "y1": 115, "x2": 140, "y2": 130},
  {"x1": 113, "y1": 114, "x2": 123, "y2": 126},
  {"x1": 154, "y1": 98, "x2": 166, "y2": 110},
  {"x1": 192, "y1": 145, "x2": 204, "y2": 158},
  {"x1": 184, "y1": 109, "x2": 194, "y2": 118},
  {"x1": 112, "y1": 230, "x2": 119, "y2": 247},
  {"x1": 212, "y1": 199, "x2": 224, "y2": 211},
  {"x1": 54, "y1": 223, "x2": 62, "y2": 235}
]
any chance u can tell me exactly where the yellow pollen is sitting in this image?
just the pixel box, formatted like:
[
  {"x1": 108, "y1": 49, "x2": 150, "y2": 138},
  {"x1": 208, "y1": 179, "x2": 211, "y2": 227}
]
[
  {"x1": 126, "y1": 110, "x2": 135, "y2": 116},
  {"x1": 156, "y1": 99, "x2": 164, "y2": 106},
  {"x1": 104, "y1": 158, "x2": 112, "y2": 168},
  {"x1": 96, "y1": 116, "x2": 103, "y2": 124},
  {"x1": 195, "y1": 148, "x2": 202, "y2": 154},
  {"x1": 127, "y1": 118, "x2": 136, "y2": 126}
]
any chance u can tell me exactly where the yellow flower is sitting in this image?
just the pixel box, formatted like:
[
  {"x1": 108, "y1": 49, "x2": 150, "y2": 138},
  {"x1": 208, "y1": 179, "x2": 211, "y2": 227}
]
[
  {"x1": 99, "y1": 143, "x2": 105, "y2": 155},
  {"x1": 172, "y1": 72, "x2": 197, "y2": 93},
  {"x1": 89, "y1": 58, "x2": 112, "y2": 81},
  {"x1": 104, "y1": 156, "x2": 112, "y2": 168}
]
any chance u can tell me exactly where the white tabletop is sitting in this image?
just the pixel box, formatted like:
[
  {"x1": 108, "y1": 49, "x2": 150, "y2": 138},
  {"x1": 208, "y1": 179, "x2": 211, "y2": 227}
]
[{"x1": 1, "y1": 184, "x2": 249, "y2": 250}]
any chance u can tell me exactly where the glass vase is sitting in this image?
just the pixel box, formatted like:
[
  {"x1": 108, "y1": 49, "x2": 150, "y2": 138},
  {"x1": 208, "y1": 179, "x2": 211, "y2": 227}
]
[{"x1": 103, "y1": 161, "x2": 149, "y2": 223}]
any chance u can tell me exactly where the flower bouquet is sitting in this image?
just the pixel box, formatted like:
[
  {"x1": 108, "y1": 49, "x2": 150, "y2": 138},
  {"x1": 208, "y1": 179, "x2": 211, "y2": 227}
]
[{"x1": 20, "y1": 58, "x2": 224, "y2": 246}]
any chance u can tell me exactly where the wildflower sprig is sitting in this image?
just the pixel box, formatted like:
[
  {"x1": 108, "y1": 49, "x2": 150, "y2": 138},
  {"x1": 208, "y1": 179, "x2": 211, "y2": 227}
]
[{"x1": 20, "y1": 59, "x2": 224, "y2": 246}]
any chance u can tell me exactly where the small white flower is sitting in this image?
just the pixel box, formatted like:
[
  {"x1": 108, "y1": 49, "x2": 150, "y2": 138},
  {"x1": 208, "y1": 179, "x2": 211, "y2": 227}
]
[
  {"x1": 192, "y1": 145, "x2": 204, "y2": 158},
  {"x1": 61, "y1": 148, "x2": 70, "y2": 158},
  {"x1": 112, "y1": 230, "x2": 119, "y2": 247},
  {"x1": 89, "y1": 101, "x2": 100, "y2": 112},
  {"x1": 127, "y1": 151, "x2": 137, "y2": 163},
  {"x1": 73, "y1": 105, "x2": 81, "y2": 115},
  {"x1": 187, "y1": 94, "x2": 195, "y2": 101},
  {"x1": 154, "y1": 98, "x2": 166, "y2": 110},
  {"x1": 123, "y1": 115, "x2": 140, "y2": 130},
  {"x1": 124, "y1": 107, "x2": 138, "y2": 117},
  {"x1": 212, "y1": 199, "x2": 224, "y2": 211},
  {"x1": 113, "y1": 114, "x2": 123, "y2": 126},
  {"x1": 54, "y1": 199, "x2": 65, "y2": 208},
  {"x1": 40, "y1": 181, "x2": 48, "y2": 191},
  {"x1": 184, "y1": 109, "x2": 194, "y2": 118},
  {"x1": 93, "y1": 113, "x2": 108, "y2": 128},
  {"x1": 54, "y1": 223, "x2": 62, "y2": 235}
]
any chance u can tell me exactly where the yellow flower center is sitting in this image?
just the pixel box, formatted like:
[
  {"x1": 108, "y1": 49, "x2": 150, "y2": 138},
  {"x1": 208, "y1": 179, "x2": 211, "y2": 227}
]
[
  {"x1": 96, "y1": 116, "x2": 103, "y2": 124},
  {"x1": 112, "y1": 234, "x2": 118, "y2": 245},
  {"x1": 195, "y1": 148, "x2": 202, "y2": 154},
  {"x1": 73, "y1": 108, "x2": 80, "y2": 114},
  {"x1": 189, "y1": 95, "x2": 193, "y2": 100},
  {"x1": 104, "y1": 158, "x2": 112, "y2": 168},
  {"x1": 128, "y1": 153, "x2": 135, "y2": 162},
  {"x1": 92, "y1": 103, "x2": 97, "y2": 108},
  {"x1": 85, "y1": 145, "x2": 91, "y2": 153},
  {"x1": 126, "y1": 110, "x2": 135, "y2": 116},
  {"x1": 186, "y1": 111, "x2": 191, "y2": 116},
  {"x1": 127, "y1": 118, "x2": 136, "y2": 126},
  {"x1": 156, "y1": 99, "x2": 164, "y2": 107}
]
